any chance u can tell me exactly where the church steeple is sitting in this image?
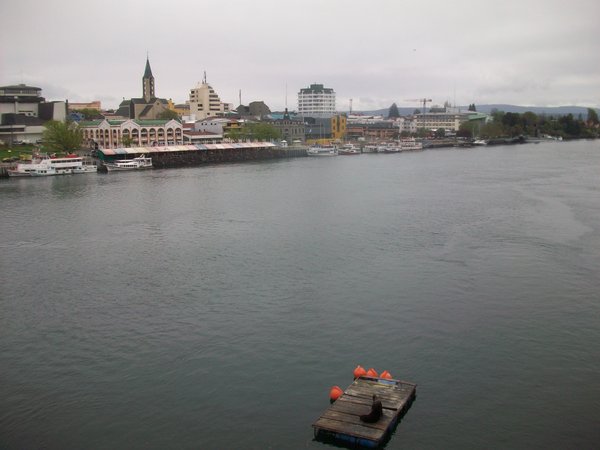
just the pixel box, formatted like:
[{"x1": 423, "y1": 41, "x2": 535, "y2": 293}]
[{"x1": 143, "y1": 57, "x2": 155, "y2": 102}]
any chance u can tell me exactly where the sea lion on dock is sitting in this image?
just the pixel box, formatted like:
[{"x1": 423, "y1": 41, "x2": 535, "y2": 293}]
[{"x1": 359, "y1": 394, "x2": 383, "y2": 423}]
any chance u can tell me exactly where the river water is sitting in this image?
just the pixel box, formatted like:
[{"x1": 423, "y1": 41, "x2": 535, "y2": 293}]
[{"x1": 1, "y1": 141, "x2": 599, "y2": 449}]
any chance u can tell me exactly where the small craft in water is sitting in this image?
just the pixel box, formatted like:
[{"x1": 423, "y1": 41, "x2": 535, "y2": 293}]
[
  {"x1": 8, "y1": 153, "x2": 97, "y2": 177},
  {"x1": 400, "y1": 138, "x2": 423, "y2": 151},
  {"x1": 338, "y1": 144, "x2": 360, "y2": 155},
  {"x1": 105, "y1": 154, "x2": 153, "y2": 171},
  {"x1": 380, "y1": 143, "x2": 402, "y2": 153},
  {"x1": 307, "y1": 145, "x2": 338, "y2": 156}
]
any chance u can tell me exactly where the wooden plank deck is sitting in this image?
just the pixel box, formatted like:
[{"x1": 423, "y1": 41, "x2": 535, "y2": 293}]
[{"x1": 312, "y1": 376, "x2": 416, "y2": 448}]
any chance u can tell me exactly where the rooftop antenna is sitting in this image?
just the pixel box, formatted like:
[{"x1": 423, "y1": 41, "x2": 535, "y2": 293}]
[
  {"x1": 349, "y1": 98, "x2": 353, "y2": 114},
  {"x1": 285, "y1": 82, "x2": 288, "y2": 109},
  {"x1": 239, "y1": 89, "x2": 242, "y2": 106},
  {"x1": 203, "y1": 71, "x2": 207, "y2": 84}
]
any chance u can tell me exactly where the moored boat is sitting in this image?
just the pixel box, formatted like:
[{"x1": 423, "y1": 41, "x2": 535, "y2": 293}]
[
  {"x1": 307, "y1": 145, "x2": 338, "y2": 156},
  {"x1": 105, "y1": 154, "x2": 153, "y2": 171},
  {"x1": 381, "y1": 143, "x2": 402, "y2": 153},
  {"x1": 8, "y1": 154, "x2": 97, "y2": 177},
  {"x1": 338, "y1": 144, "x2": 360, "y2": 155},
  {"x1": 362, "y1": 144, "x2": 379, "y2": 153},
  {"x1": 400, "y1": 138, "x2": 423, "y2": 151}
]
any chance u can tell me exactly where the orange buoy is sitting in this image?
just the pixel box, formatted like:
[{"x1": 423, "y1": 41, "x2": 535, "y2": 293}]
[
  {"x1": 366, "y1": 368, "x2": 379, "y2": 378},
  {"x1": 353, "y1": 365, "x2": 367, "y2": 379},
  {"x1": 380, "y1": 370, "x2": 393, "y2": 379},
  {"x1": 329, "y1": 385, "x2": 343, "y2": 402}
]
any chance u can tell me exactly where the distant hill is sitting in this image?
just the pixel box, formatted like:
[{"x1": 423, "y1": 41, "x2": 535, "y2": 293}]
[
  {"x1": 355, "y1": 105, "x2": 599, "y2": 118},
  {"x1": 467, "y1": 104, "x2": 597, "y2": 117}
]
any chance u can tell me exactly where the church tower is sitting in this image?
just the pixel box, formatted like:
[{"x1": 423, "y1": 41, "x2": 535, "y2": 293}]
[{"x1": 143, "y1": 57, "x2": 155, "y2": 102}]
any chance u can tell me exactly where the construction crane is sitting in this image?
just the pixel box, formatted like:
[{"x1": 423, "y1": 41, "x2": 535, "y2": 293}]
[{"x1": 405, "y1": 98, "x2": 432, "y2": 114}]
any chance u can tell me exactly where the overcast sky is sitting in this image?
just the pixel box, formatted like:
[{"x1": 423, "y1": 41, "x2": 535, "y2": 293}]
[{"x1": 1, "y1": 0, "x2": 599, "y2": 111}]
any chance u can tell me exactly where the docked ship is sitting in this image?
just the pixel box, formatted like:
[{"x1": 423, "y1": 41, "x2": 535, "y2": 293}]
[
  {"x1": 338, "y1": 144, "x2": 360, "y2": 155},
  {"x1": 379, "y1": 142, "x2": 402, "y2": 153},
  {"x1": 105, "y1": 155, "x2": 153, "y2": 171},
  {"x1": 400, "y1": 138, "x2": 423, "y2": 151},
  {"x1": 362, "y1": 144, "x2": 379, "y2": 153},
  {"x1": 306, "y1": 145, "x2": 338, "y2": 156},
  {"x1": 8, "y1": 154, "x2": 97, "y2": 177}
]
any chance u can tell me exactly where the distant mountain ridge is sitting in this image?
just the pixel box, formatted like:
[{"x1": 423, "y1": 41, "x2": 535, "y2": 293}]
[{"x1": 356, "y1": 105, "x2": 599, "y2": 117}]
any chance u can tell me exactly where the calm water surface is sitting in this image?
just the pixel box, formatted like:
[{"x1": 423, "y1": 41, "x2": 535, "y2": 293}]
[{"x1": 1, "y1": 141, "x2": 599, "y2": 449}]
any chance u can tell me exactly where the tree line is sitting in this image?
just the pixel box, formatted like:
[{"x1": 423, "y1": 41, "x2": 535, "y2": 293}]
[{"x1": 459, "y1": 108, "x2": 599, "y2": 139}]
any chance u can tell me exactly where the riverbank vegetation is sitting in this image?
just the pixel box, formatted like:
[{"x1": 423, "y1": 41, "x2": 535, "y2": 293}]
[
  {"x1": 226, "y1": 122, "x2": 281, "y2": 141},
  {"x1": 459, "y1": 108, "x2": 599, "y2": 140},
  {"x1": 1, "y1": 120, "x2": 83, "y2": 161},
  {"x1": 0, "y1": 144, "x2": 36, "y2": 162},
  {"x1": 42, "y1": 120, "x2": 83, "y2": 153}
]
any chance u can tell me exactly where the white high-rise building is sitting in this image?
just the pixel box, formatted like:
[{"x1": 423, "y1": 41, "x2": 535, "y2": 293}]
[
  {"x1": 298, "y1": 83, "x2": 336, "y2": 118},
  {"x1": 188, "y1": 74, "x2": 231, "y2": 120}
]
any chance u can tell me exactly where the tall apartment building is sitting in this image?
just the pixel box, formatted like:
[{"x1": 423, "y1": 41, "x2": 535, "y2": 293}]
[
  {"x1": 298, "y1": 83, "x2": 336, "y2": 118},
  {"x1": 188, "y1": 75, "x2": 231, "y2": 120}
]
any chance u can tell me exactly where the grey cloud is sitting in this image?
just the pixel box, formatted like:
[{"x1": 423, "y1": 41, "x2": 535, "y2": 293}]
[{"x1": 1, "y1": 0, "x2": 599, "y2": 110}]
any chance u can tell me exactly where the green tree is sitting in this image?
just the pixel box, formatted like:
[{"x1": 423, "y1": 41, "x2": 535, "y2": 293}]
[
  {"x1": 435, "y1": 128, "x2": 446, "y2": 138},
  {"x1": 226, "y1": 128, "x2": 244, "y2": 141},
  {"x1": 521, "y1": 111, "x2": 538, "y2": 136},
  {"x1": 42, "y1": 121, "x2": 83, "y2": 153},
  {"x1": 388, "y1": 103, "x2": 400, "y2": 119},
  {"x1": 587, "y1": 108, "x2": 599, "y2": 124},
  {"x1": 225, "y1": 123, "x2": 280, "y2": 141},
  {"x1": 490, "y1": 109, "x2": 504, "y2": 123},
  {"x1": 480, "y1": 121, "x2": 504, "y2": 138},
  {"x1": 158, "y1": 109, "x2": 181, "y2": 121},
  {"x1": 468, "y1": 103, "x2": 477, "y2": 112},
  {"x1": 458, "y1": 121, "x2": 476, "y2": 138},
  {"x1": 559, "y1": 114, "x2": 582, "y2": 137},
  {"x1": 76, "y1": 108, "x2": 103, "y2": 120},
  {"x1": 246, "y1": 123, "x2": 281, "y2": 140},
  {"x1": 415, "y1": 128, "x2": 430, "y2": 138},
  {"x1": 121, "y1": 136, "x2": 134, "y2": 148}
]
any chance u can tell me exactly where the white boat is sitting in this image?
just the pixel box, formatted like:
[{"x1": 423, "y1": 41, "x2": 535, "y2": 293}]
[
  {"x1": 400, "y1": 138, "x2": 423, "y2": 151},
  {"x1": 472, "y1": 139, "x2": 488, "y2": 146},
  {"x1": 362, "y1": 144, "x2": 379, "y2": 153},
  {"x1": 105, "y1": 154, "x2": 153, "y2": 171},
  {"x1": 338, "y1": 144, "x2": 360, "y2": 155},
  {"x1": 380, "y1": 143, "x2": 402, "y2": 153},
  {"x1": 306, "y1": 145, "x2": 338, "y2": 156},
  {"x1": 8, "y1": 154, "x2": 97, "y2": 177}
]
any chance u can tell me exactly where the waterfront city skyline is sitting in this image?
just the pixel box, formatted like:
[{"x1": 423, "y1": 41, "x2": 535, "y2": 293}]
[{"x1": 1, "y1": 0, "x2": 599, "y2": 111}]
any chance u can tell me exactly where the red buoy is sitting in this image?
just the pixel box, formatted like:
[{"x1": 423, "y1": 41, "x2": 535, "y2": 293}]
[
  {"x1": 380, "y1": 370, "x2": 393, "y2": 379},
  {"x1": 366, "y1": 368, "x2": 379, "y2": 378},
  {"x1": 353, "y1": 365, "x2": 367, "y2": 379},
  {"x1": 329, "y1": 385, "x2": 343, "y2": 402}
]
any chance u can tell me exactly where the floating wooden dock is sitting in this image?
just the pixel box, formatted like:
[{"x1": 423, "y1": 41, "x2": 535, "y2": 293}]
[{"x1": 312, "y1": 376, "x2": 416, "y2": 448}]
